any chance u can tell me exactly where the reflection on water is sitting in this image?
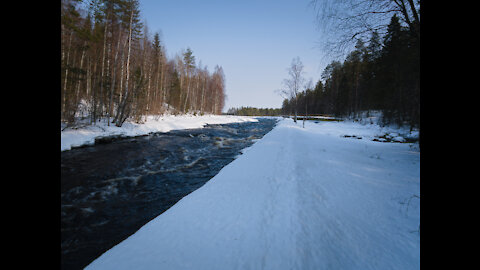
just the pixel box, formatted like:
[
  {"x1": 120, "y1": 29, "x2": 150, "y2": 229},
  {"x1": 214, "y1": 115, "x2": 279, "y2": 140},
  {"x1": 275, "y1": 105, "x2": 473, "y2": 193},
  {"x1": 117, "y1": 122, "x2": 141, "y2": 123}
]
[{"x1": 60, "y1": 118, "x2": 278, "y2": 269}]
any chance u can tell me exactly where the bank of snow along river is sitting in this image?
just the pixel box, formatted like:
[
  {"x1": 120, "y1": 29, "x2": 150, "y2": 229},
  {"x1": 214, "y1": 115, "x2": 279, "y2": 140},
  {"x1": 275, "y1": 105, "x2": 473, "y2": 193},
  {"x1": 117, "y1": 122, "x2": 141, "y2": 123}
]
[
  {"x1": 61, "y1": 117, "x2": 278, "y2": 270},
  {"x1": 85, "y1": 117, "x2": 420, "y2": 270}
]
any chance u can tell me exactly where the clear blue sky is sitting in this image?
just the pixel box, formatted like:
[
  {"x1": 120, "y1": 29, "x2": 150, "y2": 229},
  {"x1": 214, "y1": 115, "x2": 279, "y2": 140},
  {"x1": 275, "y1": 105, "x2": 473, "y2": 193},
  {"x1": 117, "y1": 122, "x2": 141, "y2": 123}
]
[{"x1": 139, "y1": 0, "x2": 328, "y2": 111}]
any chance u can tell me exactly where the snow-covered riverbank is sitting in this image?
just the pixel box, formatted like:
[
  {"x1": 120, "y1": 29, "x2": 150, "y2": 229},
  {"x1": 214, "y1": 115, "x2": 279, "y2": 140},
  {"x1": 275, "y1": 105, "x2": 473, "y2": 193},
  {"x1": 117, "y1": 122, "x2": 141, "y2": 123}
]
[
  {"x1": 61, "y1": 114, "x2": 259, "y2": 151},
  {"x1": 85, "y1": 118, "x2": 420, "y2": 270}
]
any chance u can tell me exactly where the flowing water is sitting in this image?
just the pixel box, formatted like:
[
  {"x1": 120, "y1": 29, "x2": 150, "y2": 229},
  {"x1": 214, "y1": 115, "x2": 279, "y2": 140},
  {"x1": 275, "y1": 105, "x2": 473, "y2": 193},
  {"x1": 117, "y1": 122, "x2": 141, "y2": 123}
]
[{"x1": 60, "y1": 118, "x2": 278, "y2": 269}]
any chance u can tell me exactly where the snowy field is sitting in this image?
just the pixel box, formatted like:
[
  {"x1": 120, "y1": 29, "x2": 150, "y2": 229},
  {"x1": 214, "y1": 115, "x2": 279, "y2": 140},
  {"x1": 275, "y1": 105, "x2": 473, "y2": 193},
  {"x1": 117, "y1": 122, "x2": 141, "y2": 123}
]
[
  {"x1": 61, "y1": 114, "x2": 258, "y2": 151},
  {"x1": 85, "y1": 118, "x2": 420, "y2": 270}
]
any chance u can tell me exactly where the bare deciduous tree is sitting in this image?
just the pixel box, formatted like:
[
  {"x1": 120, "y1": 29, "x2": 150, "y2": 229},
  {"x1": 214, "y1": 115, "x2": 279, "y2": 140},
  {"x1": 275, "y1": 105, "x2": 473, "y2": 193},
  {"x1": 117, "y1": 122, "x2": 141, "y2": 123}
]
[
  {"x1": 61, "y1": 0, "x2": 227, "y2": 127},
  {"x1": 310, "y1": 0, "x2": 420, "y2": 58},
  {"x1": 280, "y1": 57, "x2": 305, "y2": 124}
]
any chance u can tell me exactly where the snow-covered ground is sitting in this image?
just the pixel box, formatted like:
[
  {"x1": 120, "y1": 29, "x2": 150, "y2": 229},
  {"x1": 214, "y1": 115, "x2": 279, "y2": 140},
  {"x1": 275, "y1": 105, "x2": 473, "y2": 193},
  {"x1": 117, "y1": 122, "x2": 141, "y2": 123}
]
[
  {"x1": 61, "y1": 114, "x2": 258, "y2": 151},
  {"x1": 85, "y1": 118, "x2": 420, "y2": 270}
]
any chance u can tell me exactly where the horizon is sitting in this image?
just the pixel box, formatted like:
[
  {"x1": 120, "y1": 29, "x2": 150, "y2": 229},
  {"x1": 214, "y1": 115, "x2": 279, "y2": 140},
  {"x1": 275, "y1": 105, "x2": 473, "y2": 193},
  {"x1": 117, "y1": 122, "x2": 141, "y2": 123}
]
[{"x1": 138, "y1": 0, "x2": 329, "y2": 111}]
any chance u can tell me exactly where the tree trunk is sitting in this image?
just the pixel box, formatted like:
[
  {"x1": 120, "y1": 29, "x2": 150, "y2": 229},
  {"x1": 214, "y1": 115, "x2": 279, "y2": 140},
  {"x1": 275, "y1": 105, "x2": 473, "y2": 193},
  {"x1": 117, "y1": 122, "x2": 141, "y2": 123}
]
[
  {"x1": 145, "y1": 60, "x2": 153, "y2": 117},
  {"x1": 161, "y1": 61, "x2": 166, "y2": 110},
  {"x1": 75, "y1": 41, "x2": 87, "y2": 115},
  {"x1": 116, "y1": 10, "x2": 134, "y2": 127},
  {"x1": 92, "y1": 60, "x2": 98, "y2": 125},
  {"x1": 183, "y1": 71, "x2": 190, "y2": 113},
  {"x1": 200, "y1": 75, "x2": 205, "y2": 114},
  {"x1": 108, "y1": 33, "x2": 122, "y2": 126},
  {"x1": 113, "y1": 36, "x2": 127, "y2": 124},
  {"x1": 62, "y1": 30, "x2": 73, "y2": 120},
  {"x1": 99, "y1": 20, "x2": 108, "y2": 122}
]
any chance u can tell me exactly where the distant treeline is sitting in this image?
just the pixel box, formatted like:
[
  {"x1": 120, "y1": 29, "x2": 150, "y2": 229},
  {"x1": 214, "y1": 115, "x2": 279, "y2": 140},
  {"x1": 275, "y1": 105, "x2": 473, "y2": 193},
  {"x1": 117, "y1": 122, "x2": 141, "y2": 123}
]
[
  {"x1": 226, "y1": 107, "x2": 282, "y2": 116},
  {"x1": 282, "y1": 14, "x2": 419, "y2": 128},
  {"x1": 61, "y1": 0, "x2": 225, "y2": 127}
]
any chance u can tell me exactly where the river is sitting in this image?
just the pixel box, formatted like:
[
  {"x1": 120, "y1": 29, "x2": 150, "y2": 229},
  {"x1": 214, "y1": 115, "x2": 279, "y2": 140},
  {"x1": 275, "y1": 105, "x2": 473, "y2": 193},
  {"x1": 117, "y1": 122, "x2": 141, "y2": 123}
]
[{"x1": 60, "y1": 117, "x2": 278, "y2": 269}]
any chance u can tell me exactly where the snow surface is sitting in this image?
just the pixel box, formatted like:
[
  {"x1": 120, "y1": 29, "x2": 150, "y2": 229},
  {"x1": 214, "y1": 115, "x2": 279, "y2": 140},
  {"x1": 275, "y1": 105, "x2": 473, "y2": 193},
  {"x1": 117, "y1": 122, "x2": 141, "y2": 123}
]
[
  {"x1": 61, "y1": 114, "x2": 258, "y2": 151},
  {"x1": 85, "y1": 118, "x2": 420, "y2": 270}
]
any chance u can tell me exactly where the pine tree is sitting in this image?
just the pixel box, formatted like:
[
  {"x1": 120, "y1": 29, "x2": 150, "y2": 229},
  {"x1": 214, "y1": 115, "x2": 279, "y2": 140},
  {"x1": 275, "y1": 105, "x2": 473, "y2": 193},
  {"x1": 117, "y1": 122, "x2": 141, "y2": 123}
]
[{"x1": 182, "y1": 48, "x2": 196, "y2": 112}]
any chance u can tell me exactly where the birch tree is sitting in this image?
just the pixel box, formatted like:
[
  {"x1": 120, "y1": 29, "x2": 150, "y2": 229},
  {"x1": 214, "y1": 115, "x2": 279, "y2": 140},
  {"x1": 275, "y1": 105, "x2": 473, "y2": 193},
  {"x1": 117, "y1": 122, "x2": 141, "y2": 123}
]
[
  {"x1": 60, "y1": 0, "x2": 227, "y2": 127},
  {"x1": 281, "y1": 57, "x2": 305, "y2": 123},
  {"x1": 114, "y1": 0, "x2": 142, "y2": 126}
]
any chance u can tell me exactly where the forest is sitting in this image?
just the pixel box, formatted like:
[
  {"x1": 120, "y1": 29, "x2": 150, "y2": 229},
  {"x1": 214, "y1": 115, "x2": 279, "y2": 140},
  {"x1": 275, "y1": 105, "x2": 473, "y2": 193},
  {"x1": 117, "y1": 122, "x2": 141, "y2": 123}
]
[
  {"x1": 281, "y1": 13, "x2": 419, "y2": 129},
  {"x1": 61, "y1": 0, "x2": 226, "y2": 127},
  {"x1": 226, "y1": 107, "x2": 282, "y2": 116}
]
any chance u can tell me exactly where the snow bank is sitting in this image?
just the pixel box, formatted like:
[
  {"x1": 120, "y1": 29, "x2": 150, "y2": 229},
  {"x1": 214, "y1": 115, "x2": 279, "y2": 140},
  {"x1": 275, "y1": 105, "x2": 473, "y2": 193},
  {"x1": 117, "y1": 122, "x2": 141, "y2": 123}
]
[
  {"x1": 61, "y1": 115, "x2": 258, "y2": 151},
  {"x1": 315, "y1": 119, "x2": 419, "y2": 143},
  {"x1": 86, "y1": 118, "x2": 420, "y2": 270}
]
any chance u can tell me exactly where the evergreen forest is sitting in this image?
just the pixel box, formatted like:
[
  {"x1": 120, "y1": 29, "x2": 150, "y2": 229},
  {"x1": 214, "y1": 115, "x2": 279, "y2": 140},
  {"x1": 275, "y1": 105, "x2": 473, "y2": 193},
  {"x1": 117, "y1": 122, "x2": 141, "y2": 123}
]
[
  {"x1": 226, "y1": 107, "x2": 282, "y2": 116},
  {"x1": 281, "y1": 14, "x2": 419, "y2": 129}
]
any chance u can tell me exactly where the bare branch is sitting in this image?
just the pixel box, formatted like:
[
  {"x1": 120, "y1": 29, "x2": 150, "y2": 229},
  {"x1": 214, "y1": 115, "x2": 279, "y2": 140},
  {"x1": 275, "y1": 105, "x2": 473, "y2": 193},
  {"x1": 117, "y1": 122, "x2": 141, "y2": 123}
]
[{"x1": 311, "y1": 0, "x2": 419, "y2": 59}]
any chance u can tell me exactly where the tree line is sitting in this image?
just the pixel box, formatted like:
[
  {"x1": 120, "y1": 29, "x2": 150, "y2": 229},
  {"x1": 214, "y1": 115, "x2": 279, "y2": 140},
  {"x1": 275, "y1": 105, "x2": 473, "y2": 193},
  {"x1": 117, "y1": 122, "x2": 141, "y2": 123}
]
[
  {"x1": 281, "y1": 14, "x2": 419, "y2": 128},
  {"x1": 61, "y1": 0, "x2": 226, "y2": 127},
  {"x1": 226, "y1": 107, "x2": 282, "y2": 116}
]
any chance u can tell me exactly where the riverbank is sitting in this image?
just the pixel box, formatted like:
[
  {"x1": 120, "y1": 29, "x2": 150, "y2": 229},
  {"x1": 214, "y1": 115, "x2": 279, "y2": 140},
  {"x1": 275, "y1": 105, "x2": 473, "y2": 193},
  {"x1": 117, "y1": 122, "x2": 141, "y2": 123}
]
[
  {"x1": 86, "y1": 118, "x2": 420, "y2": 270},
  {"x1": 61, "y1": 114, "x2": 260, "y2": 151},
  {"x1": 61, "y1": 118, "x2": 278, "y2": 270}
]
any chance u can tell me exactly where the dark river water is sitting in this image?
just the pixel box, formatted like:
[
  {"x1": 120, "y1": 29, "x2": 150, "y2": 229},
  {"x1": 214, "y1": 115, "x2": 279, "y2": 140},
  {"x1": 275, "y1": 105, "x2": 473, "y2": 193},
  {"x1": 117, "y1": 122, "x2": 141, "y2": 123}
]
[{"x1": 60, "y1": 118, "x2": 278, "y2": 270}]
